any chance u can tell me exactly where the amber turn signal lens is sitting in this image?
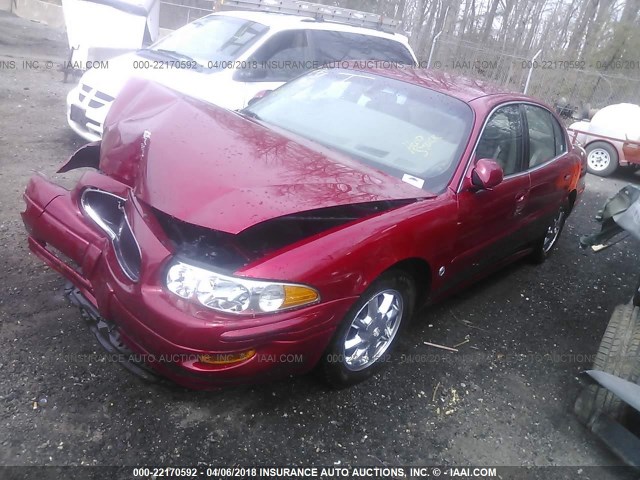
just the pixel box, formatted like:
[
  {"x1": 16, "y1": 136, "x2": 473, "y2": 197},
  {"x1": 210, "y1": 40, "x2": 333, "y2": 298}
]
[
  {"x1": 282, "y1": 285, "x2": 319, "y2": 308},
  {"x1": 198, "y1": 349, "x2": 256, "y2": 365}
]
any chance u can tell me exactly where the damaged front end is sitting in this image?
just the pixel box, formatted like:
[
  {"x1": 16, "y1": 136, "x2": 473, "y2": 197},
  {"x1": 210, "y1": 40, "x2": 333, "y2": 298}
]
[{"x1": 22, "y1": 78, "x2": 426, "y2": 388}]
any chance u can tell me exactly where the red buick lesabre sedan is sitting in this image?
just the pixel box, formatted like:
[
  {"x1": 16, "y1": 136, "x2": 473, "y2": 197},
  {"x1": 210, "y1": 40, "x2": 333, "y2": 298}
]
[{"x1": 22, "y1": 66, "x2": 586, "y2": 389}]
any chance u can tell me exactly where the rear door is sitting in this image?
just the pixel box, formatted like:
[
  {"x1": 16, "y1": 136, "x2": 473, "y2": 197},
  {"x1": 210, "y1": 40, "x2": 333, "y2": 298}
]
[{"x1": 522, "y1": 104, "x2": 574, "y2": 239}]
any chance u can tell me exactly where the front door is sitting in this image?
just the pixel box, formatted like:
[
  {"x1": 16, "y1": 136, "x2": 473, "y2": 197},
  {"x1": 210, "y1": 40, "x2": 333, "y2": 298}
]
[{"x1": 450, "y1": 104, "x2": 531, "y2": 286}]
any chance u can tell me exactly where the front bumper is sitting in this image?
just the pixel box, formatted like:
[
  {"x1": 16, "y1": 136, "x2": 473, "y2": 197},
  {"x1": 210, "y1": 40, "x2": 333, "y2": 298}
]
[{"x1": 21, "y1": 173, "x2": 355, "y2": 389}]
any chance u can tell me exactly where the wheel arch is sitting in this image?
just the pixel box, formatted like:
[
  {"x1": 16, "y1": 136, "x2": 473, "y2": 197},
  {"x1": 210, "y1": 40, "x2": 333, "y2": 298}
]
[{"x1": 380, "y1": 257, "x2": 432, "y2": 307}]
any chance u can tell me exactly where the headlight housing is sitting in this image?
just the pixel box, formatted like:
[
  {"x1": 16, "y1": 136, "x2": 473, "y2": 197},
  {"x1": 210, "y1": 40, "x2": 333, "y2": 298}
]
[{"x1": 165, "y1": 261, "x2": 320, "y2": 315}]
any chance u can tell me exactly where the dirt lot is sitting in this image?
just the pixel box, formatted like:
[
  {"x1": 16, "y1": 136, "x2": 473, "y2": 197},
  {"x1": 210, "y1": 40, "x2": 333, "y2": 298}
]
[{"x1": 0, "y1": 11, "x2": 639, "y2": 480}]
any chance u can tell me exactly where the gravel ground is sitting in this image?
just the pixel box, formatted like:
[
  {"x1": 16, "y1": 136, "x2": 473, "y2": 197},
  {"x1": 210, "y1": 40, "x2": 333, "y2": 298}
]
[{"x1": 1, "y1": 11, "x2": 639, "y2": 480}]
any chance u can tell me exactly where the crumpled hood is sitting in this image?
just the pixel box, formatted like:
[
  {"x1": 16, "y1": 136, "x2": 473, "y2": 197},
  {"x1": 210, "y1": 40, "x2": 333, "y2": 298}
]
[{"x1": 99, "y1": 78, "x2": 432, "y2": 234}]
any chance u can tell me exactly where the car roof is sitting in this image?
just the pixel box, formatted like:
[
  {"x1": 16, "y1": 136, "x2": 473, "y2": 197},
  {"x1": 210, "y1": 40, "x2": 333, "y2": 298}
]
[
  {"x1": 324, "y1": 65, "x2": 558, "y2": 120},
  {"x1": 351, "y1": 66, "x2": 507, "y2": 102},
  {"x1": 215, "y1": 10, "x2": 409, "y2": 43}
]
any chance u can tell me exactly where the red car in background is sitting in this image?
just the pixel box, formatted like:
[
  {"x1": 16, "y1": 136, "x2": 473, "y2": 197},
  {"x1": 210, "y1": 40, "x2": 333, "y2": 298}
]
[{"x1": 21, "y1": 66, "x2": 586, "y2": 389}]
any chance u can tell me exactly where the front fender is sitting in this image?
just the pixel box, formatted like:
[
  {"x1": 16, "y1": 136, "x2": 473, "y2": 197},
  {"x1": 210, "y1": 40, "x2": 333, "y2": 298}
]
[{"x1": 239, "y1": 196, "x2": 456, "y2": 303}]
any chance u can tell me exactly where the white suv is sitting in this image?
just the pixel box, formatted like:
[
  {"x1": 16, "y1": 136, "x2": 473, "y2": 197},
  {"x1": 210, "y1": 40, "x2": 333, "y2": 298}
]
[{"x1": 66, "y1": 9, "x2": 417, "y2": 141}]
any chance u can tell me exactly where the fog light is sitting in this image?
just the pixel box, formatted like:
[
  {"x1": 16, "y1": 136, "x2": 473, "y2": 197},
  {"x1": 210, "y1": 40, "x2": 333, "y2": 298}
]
[{"x1": 198, "y1": 349, "x2": 256, "y2": 365}]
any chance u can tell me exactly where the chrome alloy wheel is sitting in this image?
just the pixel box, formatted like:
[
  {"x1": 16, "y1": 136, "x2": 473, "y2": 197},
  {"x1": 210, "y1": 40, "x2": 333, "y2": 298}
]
[
  {"x1": 543, "y1": 209, "x2": 565, "y2": 253},
  {"x1": 342, "y1": 289, "x2": 403, "y2": 371},
  {"x1": 587, "y1": 148, "x2": 611, "y2": 172}
]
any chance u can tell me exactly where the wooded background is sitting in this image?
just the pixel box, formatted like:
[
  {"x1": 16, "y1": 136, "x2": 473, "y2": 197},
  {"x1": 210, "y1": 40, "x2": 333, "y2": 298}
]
[
  {"x1": 356, "y1": 0, "x2": 639, "y2": 69},
  {"x1": 161, "y1": 0, "x2": 640, "y2": 110},
  {"x1": 330, "y1": 0, "x2": 640, "y2": 109}
]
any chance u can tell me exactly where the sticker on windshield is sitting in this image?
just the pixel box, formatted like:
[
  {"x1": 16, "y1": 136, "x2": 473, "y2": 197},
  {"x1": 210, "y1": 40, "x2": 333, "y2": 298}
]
[
  {"x1": 402, "y1": 174, "x2": 425, "y2": 189},
  {"x1": 407, "y1": 135, "x2": 438, "y2": 156}
]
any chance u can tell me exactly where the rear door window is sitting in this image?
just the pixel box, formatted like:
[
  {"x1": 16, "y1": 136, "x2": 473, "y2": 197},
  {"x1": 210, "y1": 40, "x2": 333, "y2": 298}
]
[
  {"x1": 524, "y1": 105, "x2": 557, "y2": 168},
  {"x1": 551, "y1": 113, "x2": 567, "y2": 156}
]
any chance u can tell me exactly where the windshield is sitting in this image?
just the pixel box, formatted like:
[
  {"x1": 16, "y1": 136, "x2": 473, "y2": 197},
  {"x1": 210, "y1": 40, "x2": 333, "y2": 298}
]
[
  {"x1": 150, "y1": 15, "x2": 268, "y2": 66},
  {"x1": 245, "y1": 69, "x2": 474, "y2": 193}
]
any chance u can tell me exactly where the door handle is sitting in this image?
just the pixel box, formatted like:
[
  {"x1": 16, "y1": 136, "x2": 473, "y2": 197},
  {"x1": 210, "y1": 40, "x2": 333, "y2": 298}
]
[{"x1": 514, "y1": 191, "x2": 527, "y2": 216}]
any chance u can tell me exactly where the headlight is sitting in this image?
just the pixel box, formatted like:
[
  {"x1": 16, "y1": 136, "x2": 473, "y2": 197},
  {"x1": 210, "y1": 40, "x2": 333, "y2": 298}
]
[{"x1": 165, "y1": 261, "x2": 320, "y2": 315}]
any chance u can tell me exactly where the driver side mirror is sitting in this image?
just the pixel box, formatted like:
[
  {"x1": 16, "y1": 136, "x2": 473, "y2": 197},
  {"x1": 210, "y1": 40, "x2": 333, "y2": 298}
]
[{"x1": 471, "y1": 158, "x2": 504, "y2": 190}]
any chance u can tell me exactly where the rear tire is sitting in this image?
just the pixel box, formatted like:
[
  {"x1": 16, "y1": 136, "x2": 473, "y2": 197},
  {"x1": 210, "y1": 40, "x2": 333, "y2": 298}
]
[
  {"x1": 574, "y1": 304, "x2": 640, "y2": 423},
  {"x1": 586, "y1": 141, "x2": 618, "y2": 177},
  {"x1": 530, "y1": 205, "x2": 567, "y2": 264},
  {"x1": 320, "y1": 269, "x2": 416, "y2": 388}
]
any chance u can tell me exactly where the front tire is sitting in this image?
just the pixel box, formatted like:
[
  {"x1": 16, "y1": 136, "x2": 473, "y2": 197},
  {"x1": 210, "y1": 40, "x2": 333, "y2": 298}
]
[
  {"x1": 320, "y1": 270, "x2": 416, "y2": 388},
  {"x1": 586, "y1": 141, "x2": 618, "y2": 177}
]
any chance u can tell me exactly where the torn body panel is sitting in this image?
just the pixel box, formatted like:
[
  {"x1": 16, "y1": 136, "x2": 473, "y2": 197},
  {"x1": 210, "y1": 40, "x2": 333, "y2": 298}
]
[
  {"x1": 58, "y1": 142, "x2": 101, "y2": 173},
  {"x1": 154, "y1": 199, "x2": 417, "y2": 271}
]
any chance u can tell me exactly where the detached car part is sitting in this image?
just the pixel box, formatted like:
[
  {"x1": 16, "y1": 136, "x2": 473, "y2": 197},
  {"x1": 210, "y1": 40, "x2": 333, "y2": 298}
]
[
  {"x1": 574, "y1": 304, "x2": 640, "y2": 468},
  {"x1": 575, "y1": 186, "x2": 640, "y2": 468}
]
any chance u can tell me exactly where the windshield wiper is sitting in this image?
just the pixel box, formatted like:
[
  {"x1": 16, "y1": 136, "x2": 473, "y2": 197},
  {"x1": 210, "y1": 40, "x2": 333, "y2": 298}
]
[{"x1": 238, "y1": 109, "x2": 263, "y2": 121}]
